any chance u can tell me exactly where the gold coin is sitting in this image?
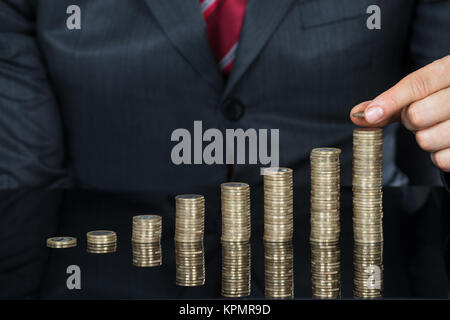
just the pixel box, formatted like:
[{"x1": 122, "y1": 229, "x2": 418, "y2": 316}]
[{"x1": 46, "y1": 237, "x2": 77, "y2": 249}]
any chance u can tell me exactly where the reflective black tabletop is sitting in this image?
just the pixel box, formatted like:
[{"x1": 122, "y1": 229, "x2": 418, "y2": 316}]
[{"x1": 0, "y1": 186, "x2": 448, "y2": 299}]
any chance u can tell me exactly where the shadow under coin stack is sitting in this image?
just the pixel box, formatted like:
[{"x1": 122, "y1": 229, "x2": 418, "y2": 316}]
[
  {"x1": 132, "y1": 215, "x2": 162, "y2": 267},
  {"x1": 47, "y1": 237, "x2": 77, "y2": 249},
  {"x1": 353, "y1": 128, "x2": 384, "y2": 299},
  {"x1": 221, "y1": 183, "x2": 251, "y2": 298},
  {"x1": 310, "y1": 148, "x2": 341, "y2": 299},
  {"x1": 263, "y1": 168, "x2": 294, "y2": 299},
  {"x1": 86, "y1": 230, "x2": 117, "y2": 254},
  {"x1": 175, "y1": 195, "x2": 205, "y2": 286}
]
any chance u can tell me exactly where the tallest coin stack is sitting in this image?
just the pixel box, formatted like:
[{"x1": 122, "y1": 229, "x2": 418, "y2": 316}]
[
  {"x1": 352, "y1": 128, "x2": 384, "y2": 298},
  {"x1": 263, "y1": 167, "x2": 294, "y2": 299}
]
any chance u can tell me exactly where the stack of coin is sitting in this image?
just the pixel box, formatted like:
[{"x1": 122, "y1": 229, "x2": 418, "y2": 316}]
[
  {"x1": 263, "y1": 167, "x2": 294, "y2": 299},
  {"x1": 221, "y1": 182, "x2": 251, "y2": 297},
  {"x1": 175, "y1": 194, "x2": 205, "y2": 286},
  {"x1": 47, "y1": 237, "x2": 77, "y2": 249},
  {"x1": 310, "y1": 148, "x2": 341, "y2": 299},
  {"x1": 86, "y1": 230, "x2": 117, "y2": 254},
  {"x1": 221, "y1": 183, "x2": 251, "y2": 242},
  {"x1": 352, "y1": 128, "x2": 384, "y2": 299},
  {"x1": 132, "y1": 215, "x2": 162, "y2": 267},
  {"x1": 264, "y1": 241, "x2": 294, "y2": 299},
  {"x1": 263, "y1": 168, "x2": 293, "y2": 242}
]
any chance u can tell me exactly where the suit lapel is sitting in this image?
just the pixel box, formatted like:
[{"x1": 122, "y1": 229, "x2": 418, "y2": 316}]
[
  {"x1": 223, "y1": 0, "x2": 296, "y2": 100},
  {"x1": 144, "y1": 0, "x2": 224, "y2": 92}
]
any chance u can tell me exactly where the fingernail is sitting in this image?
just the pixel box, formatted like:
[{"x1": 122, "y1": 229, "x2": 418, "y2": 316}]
[{"x1": 365, "y1": 105, "x2": 384, "y2": 123}]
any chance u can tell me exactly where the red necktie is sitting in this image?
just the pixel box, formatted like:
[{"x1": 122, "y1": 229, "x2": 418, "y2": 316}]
[{"x1": 200, "y1": 0, "x2": 248, "y2": 75}]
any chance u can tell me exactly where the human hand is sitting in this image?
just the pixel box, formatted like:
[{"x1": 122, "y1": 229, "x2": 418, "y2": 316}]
[{"x1": 350, "y1": 55, "x2": 450, "y2": 172}]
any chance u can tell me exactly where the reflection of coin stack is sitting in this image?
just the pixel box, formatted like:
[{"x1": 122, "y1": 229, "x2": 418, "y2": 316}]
[
  {"x1": 47, "y1": 237, "x2": 77, "y2": 249},
  {"x1": 310, "y1": 148, "x2": 341, "y2": 299},
  {"x1": 86, "y1": 230, "x2": 117, "y2": 254},
  {"x1": 263, "y1": 168, "x2": 294, "y2": 299},
  {"x1": 353, "y1": 128, "x2": 384, "y2": 299},
  {"x1": 132, "y1": 215, "x2": 162, "y2": 267},
  {"x1": 264, "y1": 241, "x2": 294, "y2": 299},
  {"x1": 221, "y1": 183, "x2": 251, "y2": 298},
  {"x1": 175, "y1": 194, "x2": 205, "y2": 286}
]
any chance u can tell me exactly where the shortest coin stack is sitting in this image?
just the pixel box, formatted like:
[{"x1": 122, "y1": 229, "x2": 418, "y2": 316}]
[
  {"x1": 264, "y1": 241, "x2": 294, "y2": 299},
  {"x1": 132, "y1": 215, "x2": 162, "y2": 267},
  {"x1": 47, "y1": 237, "x2": 77, "y2": 249},
  {"x1": 86, "y1": 230, "x2": 117, "y2": 254}
]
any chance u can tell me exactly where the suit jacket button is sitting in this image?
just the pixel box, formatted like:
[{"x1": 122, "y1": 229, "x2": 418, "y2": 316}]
[{"x1": 222, "y1": 98, "x2": 245, "y2": 122}]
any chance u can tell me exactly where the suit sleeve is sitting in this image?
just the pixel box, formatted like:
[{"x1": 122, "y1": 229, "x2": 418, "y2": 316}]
[
  {"x1": 0, "y1": 0, "x2": 69, "y2": 189},
  {"x1": 409, "y1": 0, "x2": 450, "y2": 191}
]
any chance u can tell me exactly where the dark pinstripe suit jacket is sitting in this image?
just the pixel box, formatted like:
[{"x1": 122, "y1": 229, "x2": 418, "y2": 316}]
[{"x1": 0, "y1": 0, "x2": 449, "y2": 192}]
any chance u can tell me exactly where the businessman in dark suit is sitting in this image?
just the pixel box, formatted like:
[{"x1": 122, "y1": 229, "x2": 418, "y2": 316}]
[{"x1": 0, "y1": 0, "x2": 449, "y2": 192}]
